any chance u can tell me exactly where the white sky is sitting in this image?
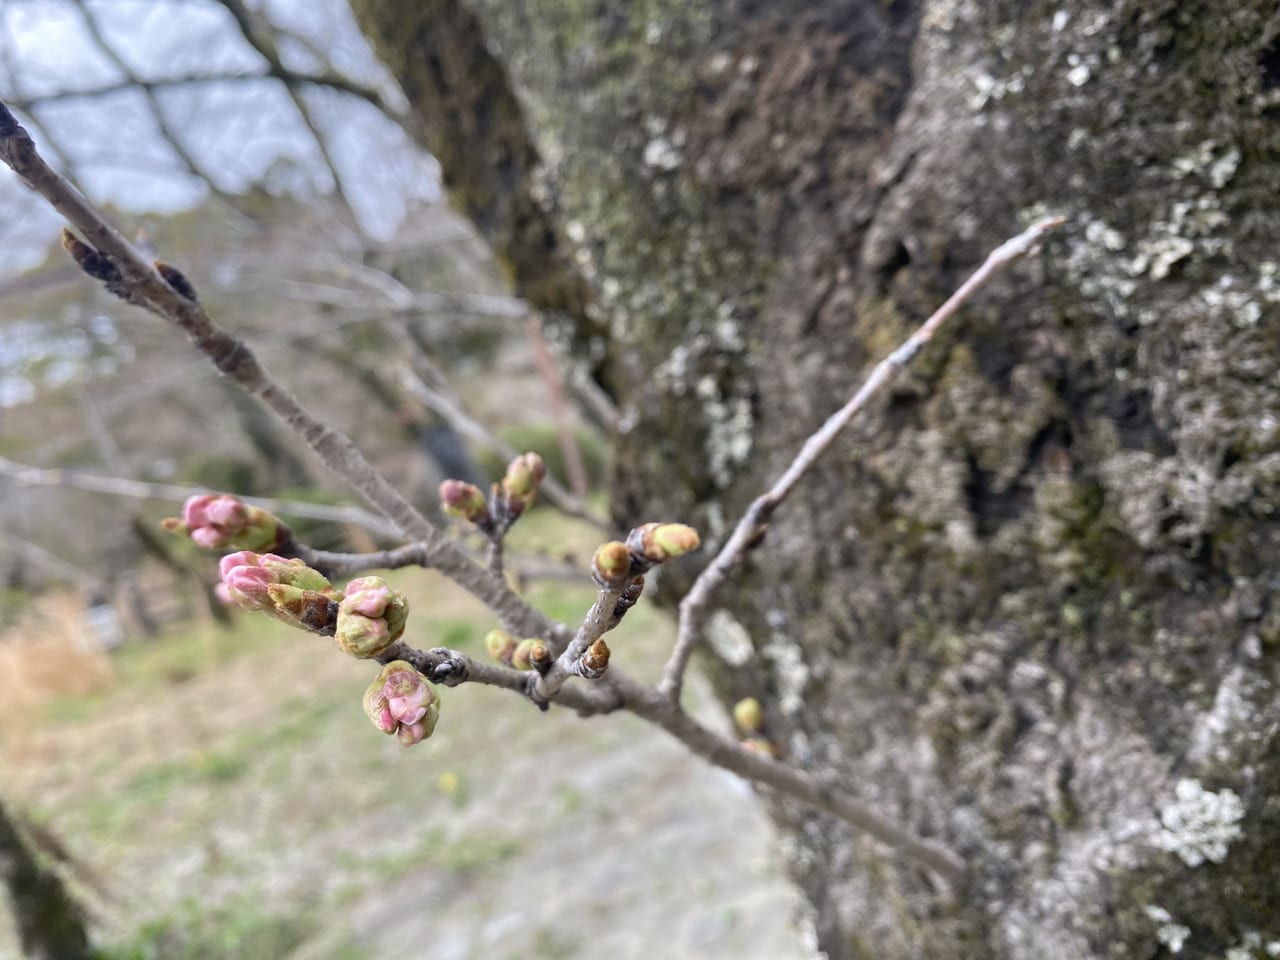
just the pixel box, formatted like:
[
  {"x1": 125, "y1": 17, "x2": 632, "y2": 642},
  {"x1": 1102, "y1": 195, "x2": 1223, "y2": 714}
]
[{"x1": 0, "y1": 0, "x2": 441, "y2": 277}]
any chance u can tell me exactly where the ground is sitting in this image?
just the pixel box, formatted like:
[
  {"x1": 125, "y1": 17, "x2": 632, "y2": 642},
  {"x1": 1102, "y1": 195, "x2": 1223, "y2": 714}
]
[{"x1": 0, "y1": 514, "x2": 809, "y2": 960}]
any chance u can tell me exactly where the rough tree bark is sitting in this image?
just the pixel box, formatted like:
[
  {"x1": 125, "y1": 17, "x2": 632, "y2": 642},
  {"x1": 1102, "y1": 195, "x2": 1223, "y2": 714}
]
[
  {"x1": 0, "y1": 798, "x2": 91, "y2": 960},
  {"x1": 352, "y1": 1, "x2": 1280, "y2": 956}
]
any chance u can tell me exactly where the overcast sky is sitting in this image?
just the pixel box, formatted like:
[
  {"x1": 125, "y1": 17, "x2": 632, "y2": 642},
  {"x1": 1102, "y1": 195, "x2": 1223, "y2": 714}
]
[{"x1": 0, "y1": 0, "x2": 441, "y2": 277}]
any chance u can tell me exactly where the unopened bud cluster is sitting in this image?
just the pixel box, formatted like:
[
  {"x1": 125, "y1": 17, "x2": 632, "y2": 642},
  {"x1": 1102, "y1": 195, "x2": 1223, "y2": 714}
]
[
  {"x1": 335, "y1": 576, "x2": 409, "y2": 659},
  {"x1": 363, "y1": 660, "x2": 440, "y2": 746},
  {"x1": 170, "y1": 489, "x2": 443, "y2": 749},
  {"x1": 164, "y1": 494, "x2": 289, "y2": 552},
  {"x1": 439, "y1": 452, "x2": 547, "y2": 537},
  {"x1": 218, "y1": 551, "x2": 337, "y2": 633}
]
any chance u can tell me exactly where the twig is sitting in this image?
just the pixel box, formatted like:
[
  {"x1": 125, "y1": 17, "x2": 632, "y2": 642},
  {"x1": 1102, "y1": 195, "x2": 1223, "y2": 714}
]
[
  {"x1": 0, "y1": 100, "x2": 970, "y2": 885},
  {"x1": 526, "y1": 313, "x2": 590, "y2": 497},
  {"x1": 659, "y1": 215, "x2": 1067, "y2": 702},
  {"x1": 534, "y1": 580, "x2": 629, "y2": 700},
  {"x1": 608, "y1": 670, "x2": 967, "y2": 884},
  {"x1": 0, "y1": 100, "x2": 543, "y2": 643},
  {"x1": 396, "y1": 348, "x2": 610, "y2": 531},
  {"x1": 487, "y1": 539, "x2": 505, "y2": 578},
  {"x1": 0, "y1": 455, "x2": 402, "y2": 539}
]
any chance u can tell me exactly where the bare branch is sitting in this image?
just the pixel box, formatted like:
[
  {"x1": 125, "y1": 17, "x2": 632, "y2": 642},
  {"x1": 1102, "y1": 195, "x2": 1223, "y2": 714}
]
[
  {"x1": 0, "y1": 454, "x2": 403, "y2": 538},
  {"x1": 0, "y1": 99, "x2": 969, "y2": 885},
  {"x1": 659, "y1": 215, "x2": 1068, "y2": 702},
  {"x1": 396, "y1": 362, "x2": 609, "y2": 531},
  {"x1": 0, "y1": 100, "x2": 547, "y2": 642},
  {"x1": 67, "y1": 0, "x2": 260, "y2": 220},
  {"x1": 609, "y1": 669, "x2": 968, "y2": 885}
]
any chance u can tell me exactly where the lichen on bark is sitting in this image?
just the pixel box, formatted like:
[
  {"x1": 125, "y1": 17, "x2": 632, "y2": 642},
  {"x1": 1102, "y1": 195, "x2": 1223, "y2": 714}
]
[{"x1": 353, "y1": 0, "x2": 1280, "y2": 955}]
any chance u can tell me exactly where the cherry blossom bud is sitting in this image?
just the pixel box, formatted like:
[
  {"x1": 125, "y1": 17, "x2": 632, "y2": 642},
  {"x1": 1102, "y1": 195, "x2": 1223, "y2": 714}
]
[
  {"x1": 363, "y1": 661, "x2": 439, "y2": 747},
  {"x1": 485, "y1": 628, "x2": 516, "y2": 665},
  {"x1": 440, "y1": 479, "x2": 492, "y2": 527},
  {"x1": 592, "y1": 541, "x2": 633, "y2": 585},
  {"x1": 164, "y1": 493, "x2": 288, "y2": 552},
  {"x1": 732, "y1": 697, "x2": 765, "y2": 734},
  {"x1": 334, "y1": 576, "x2": 408, "y2": 659},
  {"x1": 626, "y1": 522, "x2": 701, "y2": 564},
  {"x1": 499, "y1": 452, "x2": 546, "y2": 515},
  {"x1": 218, "y1": 550, "x2": 275, "y2": 610}
]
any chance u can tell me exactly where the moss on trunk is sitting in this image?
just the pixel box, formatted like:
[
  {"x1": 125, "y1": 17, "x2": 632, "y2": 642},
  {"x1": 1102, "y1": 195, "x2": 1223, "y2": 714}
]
[{"x1": 354, "y1": 0, "x2": 1280, "y2": 955}]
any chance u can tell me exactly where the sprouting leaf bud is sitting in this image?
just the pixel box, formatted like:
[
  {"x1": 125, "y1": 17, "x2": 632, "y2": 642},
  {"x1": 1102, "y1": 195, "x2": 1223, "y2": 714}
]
[
  {"x1": 485, "y1": 628, "x2": 516, "y2": 665},
  {"x1": 626, "y1": 522, "x2": 701, "y2": 564},
  {"x1": 592, "y1": 541, "x2": 633, "y2": 585},
  {"x1": 499, "y1": 452, "x2": 546, "y2": 516},
  {"x1": 512, "y1": 637, "x2": 543, "y2": 671},
  {"x1": 732, "y1": 697, "x2": 765, "y2": 734},
  {"x1": 527, "y1": 639, "x2": 553, "y2": 673},
  {"x1": 577, "y1": 638, "x2": 610, "y2": 679}
]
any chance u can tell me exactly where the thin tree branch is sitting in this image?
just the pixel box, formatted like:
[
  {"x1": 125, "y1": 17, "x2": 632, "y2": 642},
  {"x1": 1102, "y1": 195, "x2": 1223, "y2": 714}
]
[
  {"x1": 395, "y1": 338, "x2": 610, "y2": 531},
  {"x1": 534, "y1": 579, "x2": 629, "y2": 699},
  {"x1": 0, "y1": 455, "x2": 402, "y2": 539},
  {"x1": 526, "y1": 312, "x2": 590, "y2": 497},
  {"x1": 659, "y1": 215, "x2": 1067, "y2": 702},
  {"x1": 0, "y1": 100, "x2": 969, "y2": 885},
  {"x1": 209, "y1": 0, "x2": 362, "y2": 225},
  {"x1": 609, "y1": 670, "x2": 967, "y2": 884},
  {"x1": 68, "y1": 0, "x2": 260, "y2": 220}
]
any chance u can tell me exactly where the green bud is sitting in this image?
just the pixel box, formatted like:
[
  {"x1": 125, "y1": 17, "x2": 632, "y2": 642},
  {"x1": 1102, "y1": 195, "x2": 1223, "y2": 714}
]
[
  {"x1": 485, "y1": 628, "x2": 516, "y2": 665},
  {"x1": 732, "y1": 697, "x2": 765, "y2": 734},
  {"x1": 512, "y1": 637, "x2": 542, "y2": 671},
  {"x1": 592, "y1": 541, "x2": 633, "y2": 585}
]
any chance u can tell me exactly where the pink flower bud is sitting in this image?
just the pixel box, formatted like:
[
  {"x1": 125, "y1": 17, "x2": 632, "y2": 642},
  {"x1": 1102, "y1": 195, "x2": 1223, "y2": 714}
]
[
  {"x1": 334, "y1": 576, "x2": 408, "y2": 659},
  {"x1": 219, "y1": 550, "x2": 260, "y2": 580},
  {"x1": 170, "y1": 494, "x2": 288, "y2": 552},
  {"x1": 219, "y1": 551, "x2": 276, "y2": 610},
  {"x1": 205, "y1": 495, "x2": 249, "y2": 528},
  {"x1": 182, "y1": 494, "x2": 216, "y2": 529},
  {"x1": 440, "y1": 480, "x2": 491, "y2": 527},
  {"x1": 363, "y1": 661, "x2": 439, "y2": 746}
]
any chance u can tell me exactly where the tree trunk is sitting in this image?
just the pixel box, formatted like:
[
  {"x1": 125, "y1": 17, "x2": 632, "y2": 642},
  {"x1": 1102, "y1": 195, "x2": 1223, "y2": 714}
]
[
  {"x1": 0, "y1": 798, "x2": 91, "y2": 960},
  {"x1": 352, "y1": 1, "x2": 1280, "y2": 955}
]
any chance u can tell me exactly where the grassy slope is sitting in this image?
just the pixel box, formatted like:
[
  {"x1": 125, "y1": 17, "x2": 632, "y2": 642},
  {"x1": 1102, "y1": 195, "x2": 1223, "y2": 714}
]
[{"x1": 1, "y1": 512, "x2": 808, "y2": 960}]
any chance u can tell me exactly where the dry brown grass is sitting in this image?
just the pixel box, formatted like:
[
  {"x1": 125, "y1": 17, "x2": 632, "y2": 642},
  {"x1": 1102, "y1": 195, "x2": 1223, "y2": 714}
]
[{"x1": 0, "y1": 591, "x2": 115, "y2": 718}]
